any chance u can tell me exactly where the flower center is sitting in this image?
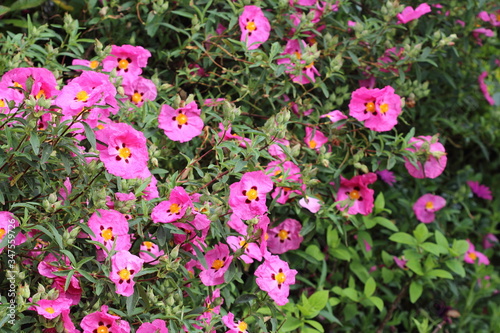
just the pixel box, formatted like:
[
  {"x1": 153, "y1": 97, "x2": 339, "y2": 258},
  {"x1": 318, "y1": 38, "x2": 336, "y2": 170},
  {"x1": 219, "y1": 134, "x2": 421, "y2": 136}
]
[
  {"x1": 119, "y1": 268, "x2": 131, "y2": 280},
  {"x1": 45, "y1": 307, "x2": 55, "y2": 314},
  {"x1": 276, "y1": 272, "x2": 286, "y2": 283},
  {"x1": 90, "y1": 60, "x2": 99, "y2": 69},
  {"x1": 36, "y1": 89, "x2": 46, "y2": 99},
  {"x1": 0, "y1": 99, "x2": 5, "y2": 108},
  {"x1": 76, "y1": 90, "x2": 89, "y2": 102},
  {"x1": 101, "y1": 228, "x2": 113, "y2": 241},
  {"x1": 380, "y1": 103, "x2": 389, "y2": 113},
  {"x1": 13, "y1": 82, "x2": 22, "y2": 89},
  {"x1": 118, "y1": 147, "x2": 131, "y2": 159},
  {"x1": 170, "y1": 203, "x2": 181, "y2": 213},
  {"x1": 239, "y1": 240, "x2": 249, "y2": 248},
  {"x1": 97, "y1": 325, "x2": 109, "y2": 333},
  {"x1": 366, "y1": 102, "x2": 376, "y2": 113},
  {"x1": 238, "y1": 321, "x2": 248, "y2": 331},
  {"x1": 425, "y1": 201, "x2": 434, "y2": 210},
  {"x1": 294, "y1": 51, "x2": 302, "y2": 59},
  {"x1": 176, "y1": 113, "x2": 188, "y2": 125},
  {"x1": 349, "y1": 190, "x2": 361, "y2": 200},
  {"x1": 246, "y1": 21, "x2": 256, "y2": 31},
  {"x1": 246, "y1": 188, "x2": 258, "y2": 201},
  {"x1": 0, "y1": 228, "x2": 5, "y2": 239},
  {"x1": 278, "y1": 229, "x2": 289, "y2": 241},
  {"x1": 131, "y1": 92, "x2": 143, "y2": 104},
  {"x1": 118, "y1": 59, "x2": 129, "y2": 70},
  {"x1": 468, "y1": 252, "x2": 477, "y2": 261},
  {"x1": 97, "y1": 124, "x2": 105, "y2": 130},
  {"x1": 309, "y1": 140, "x2": 317, "y2": 149},
  {"x1": 211, "y1": 259, "x2": 224, "y2": 270},
  {"x1": 143, "y1": 241, "x2": 154, "y2": 250}
]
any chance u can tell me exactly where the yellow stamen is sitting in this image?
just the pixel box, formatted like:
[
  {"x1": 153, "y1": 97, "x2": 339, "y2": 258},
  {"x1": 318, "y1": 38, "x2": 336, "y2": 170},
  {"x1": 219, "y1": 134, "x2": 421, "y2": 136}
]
[
  {"x1": 169, "y1": 203, "x2": 181, "y2": 214},
  {"x1": 143, "y1": 241, "x2": 154, "y2": 250},
  {"x1": 278, "y1": 229, "x2": 288, "y2": 241},
  {"x1": 246, "y1": 189, "x2": 258, "y2": 201},
  {"x1": 118, "y1": 268, "x2": 131, "y2": 280},
  {"x1": 118, "y1": 147, "x2": 131, "y2": 159},
  {"x1": 468, "y1": 252, "x2": 477, "y2": 261},
  {"x1": 294, "y1": 51, "x2": 302, "y2": 59},
  {"x1": 101, "y1": 228, "x2": 113, "y2": 241},
  {"x1": 76, "y1": 90, "x2": 89, "y2": 102},
  {"x1": 36, "y1": 89, "x2": 46, "y2": 99},
  {"x1": 239, "y1": 240, "x2": 249, "y2": 249},
  {"x1": 45, "y1": 307, "x2": 55, "y2": 314},
  {"x1": 425, "y1": 201, "x2": 434, "y2": 210},
  {"x1": 118, "y1": 59, "x2": 129, "y2": 70},
  {"x1": 0, "y1": 228, "x2": 5, "y2": 239},
  {"x1": 305, "y1": 62, "x2": 315, "y2": 68},
  {"x1": 309, "y1": 140, "x2": 317, "y2": 149},
  {"x1": 246, "y1": 21, "x2": 256, "y2": 31},
  {"x1": 211, "y1": 259, "x2": 224, "y2": 270},
  {"x1": 176, "y1": 113, "x2": 188, "y2": 125},
  {"x1": 238, "y1": 321, "x2": 248, "y2": 331},
  {"x1": 379, "y1": 103, "x2": 389, "y2": 113},
  {"x1": 276, "y1": 272, "x2": 286, "y2": 283},
  {"x1": 349, "y1": 190, "x2": 360, "y2": 200},
  {"x1": 13, "y1": 82, "x2": 22, "y2": 88},
  {"x1": 0, "y1": 99, "x2": 5, "y2": 108},
  {"x1": 131, "y1": 92, "x2": 142, "y2": 104},
  {"x1": 97, "y1": 326, "x2": 109, "y2": 333},
  {"x1": 366, "y1": 102, "x2": 375, "y2": 113},
  {"x1": 89, "y1": 60, "x2": 99, "y2": 69},
  {"x1": 97, "y1": 124, "x2": 105, "y2": 130}
]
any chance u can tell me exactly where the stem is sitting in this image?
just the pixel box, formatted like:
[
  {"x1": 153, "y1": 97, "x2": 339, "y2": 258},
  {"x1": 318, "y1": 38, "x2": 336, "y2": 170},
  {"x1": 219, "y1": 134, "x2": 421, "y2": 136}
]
[{"x1": 375, "y1": 276, "x2": 413, "y2": 333}]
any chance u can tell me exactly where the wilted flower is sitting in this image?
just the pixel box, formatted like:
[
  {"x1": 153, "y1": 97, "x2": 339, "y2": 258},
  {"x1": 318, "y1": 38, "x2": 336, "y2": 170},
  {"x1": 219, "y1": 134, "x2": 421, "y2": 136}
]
[{"x1": 467, "y1": 180, "x2": 493, "y2": 200}]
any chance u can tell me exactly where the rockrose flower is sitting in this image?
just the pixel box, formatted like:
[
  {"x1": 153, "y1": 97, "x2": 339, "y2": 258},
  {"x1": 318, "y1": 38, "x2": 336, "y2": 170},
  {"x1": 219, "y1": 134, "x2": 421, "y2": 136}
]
[
  {"x1": 304, "y1": 126, "x2": 328, "y2": 150},
  {"x1": 222, "y1": 312, "x2": 249, "y2": 333},
  {"x1": 158, "y1": 101, "x2": 204, "y2": 142},
  {"x1": 464, "y1": 240, "x2": 490, "y2": 265},
  {"x1": 121, "y1": 75, "x2": 157, "y2": 108},
  {"x1": 299, "y1": 195, "x2": 322, "y2": 213},
  {"x1": 412, "y1": 194, "x2": 446, "y2": 223},
  {"x1": 34, "y1": 297, "x2": 72, "y2": 320},
  {"x1": 110, "y1": 250, "x2": 144, "y2": 297},
  {"x1": 277, "y1": 39, "x2": 320, "y2": 84},
  {"x1": 349, "y1": 86, "x2": 402, "y2": 132},
  {"x1": 102, "y1": 44, "x2": 151, "y2": 78},
  {"x1": 95, "y1": 122, "x2": 149, "y2": 179},
  {"x1": 80, "y1": 305, "x2": 131, "y2": 333},
  {"x1": 194, "y1": 289, "x2": 223, "y2": 331},
  {"x1": 151, "y1": 186, "x2": 193, "y2": 223},
  {"x1": 239, "y1": 5, "x2": 271, "y2": 50},
  {"x1": 467, "y1": 180, "x2": 493, "y2": 200},
  {"x1": 266, "y1": 161, "x2": 303, "y2": 204},
  {"x1": 478, "y1": 71, "x2": 495, "y2": 105},
  {"x1": 199, "y1": 243, "x2": 233, "y2": 286},
  {"x1": 255, "y1": 255, "x2": 297, "y2": 305},
  {"x1": 137, "y1": 319, "x2": 169, "y2": 333},
  {"x1": 335, "y1": 173, "x2": 377, "y2": 216},
  {"x1": 404, "y1": 135, "x2": 447, "y2": 179},
  {"x1": 228, "y1": 171, "x2": 274, "y2": 220},
  {"x1": 397, "y1": 3, "x2": 431, "y2": 24},
  {"x1": 320, "y1": 110, "x2": 348, "y2": 129},
  {"x1": 227, "y1": 235, "x2": 263, "y2": 264},
  {"x1": 0, "y1": 67, "x2": 58, "y2": 101},
  {"x1": 87, "y1": 209, "x2": 131, "y2": 255},
  {"x1": 139, "y1": 240, "x2": 165, "y2": 265},
  {"x1": 267, "y1": 218, "x2": 303, "y2": 254},
  {"x1": 0, "y1": 212, "x2": 26, "y2": 253}
]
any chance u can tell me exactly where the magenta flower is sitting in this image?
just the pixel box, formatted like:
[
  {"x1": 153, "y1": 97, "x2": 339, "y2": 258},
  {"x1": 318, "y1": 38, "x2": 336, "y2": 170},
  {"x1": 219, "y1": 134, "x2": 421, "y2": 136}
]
[
  {"x1": 58, "y1": 177, "x2": 72, "y2": 201},
  {"x1": 335, "y1": 173, "x2": 377, "y2": 216},
  {"x1": 229, "y1": 171, "x2": 274, "y2": 220},
  {"x1": 239, "y1": 5, "x2": 271, "y2": 50},
  {"x1": 397, "y1": 3, "x2": 431, "y2": 24},
  {"x1": 268, "y1": 138, "x2": 290, "y2": 161},
  {"x1": 299, "y1": 195, "x2": 322, "y2": 213},
  {"x1": 467, "y1": 180, "x2": 493, "y2": 200},
  {"x1": 72, "y1": 58, "x2": 100, "y2": 70},
  {"x1": 483, "y1": 233, "x2": 498, "y2": 249},
  {"x1": 376, "y1": 169, "x2": 396, "y2": 186},
  {"x1": 404, "y1": 135, "x2": 447, "y2": 179},
  {"x1": 194, "y1": 289, "x2": 223, "y2": 331},
  {"x1": 320, "y1": 110, "x2": 348, "y2": 129},
  {"x1": 222, "y1": 312, "x2": 249, "y2": 333},
  {"x1": 87, "y1": 209, "x2": 131, "y2": 255},
  {"x1": 0, "y1": 67, "x2": 58, "y2": 100},
  {"x1": 95, "y1": 122, "x2": 149, "y2": 179},
  {"x1": 218, "y1": 122, "x2": 251, "y2": 148},
  {"x1": 227, "y1": 214, "x2": 270, "y2": 256},
  {"x1": 52, "y1": 275, "x2": 82, "y2": 306},
  {"x1": 277, "y1": 39, "x2": 320, "y2": 84},
  {"x1": 158, "y1": 101, "x2": 204, "y2": 142},
  {"x1": 464, "y1": 240, "x2": 490, "y2": 265},
  {"x1": 478, "y1": 71, "x2": 495, "y2": 105},
  {"x1": 377, "y1": 47, "x2": 411, "y2": 73},
  {"x1": 138, "y1": 169, "x2": 159, "y2": 201},
  {"x1": 137, "y1": 319, "x2": 169, "y2": 333},
  {"x1": 393, "y1": 256, "x2": 408, "y2": 270},
  {"x1": 199, "y1": 243, "x2": 233, "y2": 286},
  {"x1": 412, "y1": 194, "x2": 446, "y2": 223},
  {"x1": 110, "y1": 250, "x2": 144, "y2": 297},
  {"x1": 102, "y1": 44, "x2": 151, "y2": 78},
  {"x1": 267, "y1": 218, "x2": 303, "y2": 254},
  {"x1": 80, "y1": 305, "x2": 131, "y2": 333},
  {"x1": 151, "y1": 186, "x2": 193, "y2": 223},
  {"x1": 34, "y1": 297, "x2": 72, "y2": 320},
  {"x1": 304, "y1": 126, "x2": 328, "y2": 150},
  {"x1": 267, "y1": 161, "x2": 303, "y2": 204},
  {"x1": 349, "y1": 86, "x2": 402, "y2": 132},
  {"x1": 139, "y1": 240, "x2": 165, "y2": 265},
  {"x1": 255, "y1": 255, "x2": 297, "y2": 306},
  {"x1": 472, "y1": 28, "x2": 495, "y2": 45},
  {"x1": 121, "y1": 75, "x2": 157, "y2": 108},
  {"x1": 0, "y1": 212, "x2": 26, "y2": 253},
  {"x1": 227, "y1": 235, "x2": 263, "y2": 264}
]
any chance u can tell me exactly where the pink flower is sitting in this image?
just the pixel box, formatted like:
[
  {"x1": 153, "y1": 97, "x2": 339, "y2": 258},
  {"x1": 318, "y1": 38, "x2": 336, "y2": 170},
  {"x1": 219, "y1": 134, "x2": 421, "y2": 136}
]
[
  {"x1": 255, "y1": 255, "x2": 297, "y2": 306},
  {"x1": 299, "y1": 196, "x2": 322, "y2": 213},
  {"x1": 377, "y1": 47, "x2": 411, "y2": 73},
  {"x1": 268, "y1": 138, "x2": 290, "y2": 161},
  {"x1": 376, "y1": 169, "x2": 396, "y2": 186},
  {"x1": 0, "y1": 67, "x2": 58, "y2": 100},
  {"x1": 472, "y1": 28, "x2": 495, "y2": 45},
  {"x1": 283, "y1": 94, "x2": 313, "y2": 116},
  {"x1": 80, "y1": 305, "x2": 130, "y2": 333},
  {"x1": 121, "y1": 76, "x2": 157, "y2": 108},
  {"x1": 227, "y1": 235, "x2": 263, "y2": 264},
  {"x1": 110, "y1": 250, "x2": 144, "y2": 297},
  {"x1": 335, "y1": 173, "x2": 377, "y2": 216},
  {"x1": 199, "y1": 243, "x2": 233, "y2": 286},
  {"x1": 404, "y1": 135, "x2": 447, "y2": 179},
  {"x1": 348, "y1": 86, "x2": 402, "y2": 132},
  {"x1": 95, "y1": 122, "x2": 149, "y2": 179},
  {"x1": 320, "y1": 110, "x2": 348, "y2": 129},
  {"x1": 139, "y1": 240, "x2": 165, "y2": 265},
  {"x1": 52, "y1": 276, "x2": 82, "y2": 306},
  {"x1": 397, "y1": 3, "x2": 431, "y2": 24},
  {"x1": 218, "y1": 123, "x2": 251, "y2": 148},
  {"x1": 194, "y1": 289, "x2": 223, "y2": 331},
  {"x1": 34, "y1": 297, "x2": 72, "y2": 319},
  {"x1": 137, "y1": 319, "x2": 169, "y2": 333},
  {"x1": 267, "y1": 218, "x2": 303, "y2": 254},
  {"x1": 102, "y1": 44, "x2": 151, "y2": 78},
  {"x1": 239, "y1": 6, "x2": 271, "y2": 50},
  {"x1": 87, "y1": 209, "x2": 131, "y2": 255},
  {"x1": 158, "y1": 101, "x2": 204, "y2": 142},
  {"x1": 467, "y1": 180, "x2": 493, "y2": 200},
  {"x1": 151, "y1": 186, "x2": 193, "y2": 223},
  {"x1": 228, "y1": 171, "x2": 274, "y2": 220},
  {"x1": 483, "y1": 233, "x2": 498, "y2": 249},
  {"x1": 267, "y1": 161, "x2": 303, "y2": 204},
  {"x1": 58, "y1": 177, "x2": 72, "y2": 201},
  {"x1": 477, "y1": 11, "x2": 500, "y2": 26},
  {"x1": 277, "y1": 39, "x2": 320, "y2": 84},
  {"x1": 222, "y1": 312, "x2": 249, "y2": 333},
  {"x1": 138, "y1": 169, "x2": 159, "y2": 201},
  {"x1": 393, "y1": 256, "x2": 408, "y2": 269},
  {"x1": 72, "y1": 58, "x2": 100, "y2": 70},
  {"x1": 0, "y1": 212, "x2": 26, "y2": 253},
  {"x1": 412, "y1": 194, "x2": 446, "y2": 223},
  {"x1": 478, "y1": 71, "x2": 495, "y2": 105},
  {"x1": 304, "y1": 126, "x2": 328, "y2": 150},
  {"x1": 464, "y1": 240, "x2": 490, "y2": 265},
  {"x1": 227, "y1": 214, "x2": 270, "y2": 258}
]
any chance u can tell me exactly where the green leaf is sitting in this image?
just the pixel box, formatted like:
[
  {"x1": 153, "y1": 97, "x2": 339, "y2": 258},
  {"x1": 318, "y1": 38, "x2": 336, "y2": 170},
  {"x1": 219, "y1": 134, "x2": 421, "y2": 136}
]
[
  {"x1": 330, "y1": 247, "x2": 351, "y2": 261},
  {"x1": 374, "y1": 217, "x2": 398, "y2": 232},
  {"x1": 343, "y1": 288, "x2": 359, "y2": 302},
  {"x1": 374, "y1": 192, "x2": 385, "y2": 214},
  {"x1": 445, "y1": 260, "x2": 466, "y2": 277},
  {"x1": 305, "y1": 320, "x2": 324, "y2": 333},
  {"x1": 82, "y1": 122, "x2": 96, "y2": 150},
  {"x1": 420, "y1": 242, "x2": 444, "y2": 256},
  {"x1": 426, "y1": 269, "x2": 453, "y2": 279},
  {"x1": 329, "y1": 297, "x2": 340, "y2": 306},
  {"x1": 280, "y1": 317, "x2": 303, "y2": 332},
  {"x1": 29, "y1": 133, "x2": 40, "y2": 155},
  {"x1": 452, "y1": 240, "x2": 469, "y2": 256},
  {"x1": 368, "y1": 296, "x2": 384, "y2": 312},
  {"x1": 381, "y1": 267, "x2": 394, "y2": 284},
  {"x1": 389, "y1": 232, "x2": 417, "y2": 246},
  {"x1": 409, "y1": 281, "x2": 423, "y2": 303},
  {"x1": 306, "y1": 244, "x2": 325, "y2": 261},
  {"x1": 364, "y1": 277, "x2": 376, "y2": 297},
  {"x1": 406, "y1": 259, "x2": 424, "y2": 275},
  {"x1": 435, "y1": 230, "x2": 449, "y2": 249},
  {"x1": 307, "y1": 290, "x2": 329, "y2": 318},
  {"x1": 413, "y1": 224, "x2": 429, "y2": 243}
]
